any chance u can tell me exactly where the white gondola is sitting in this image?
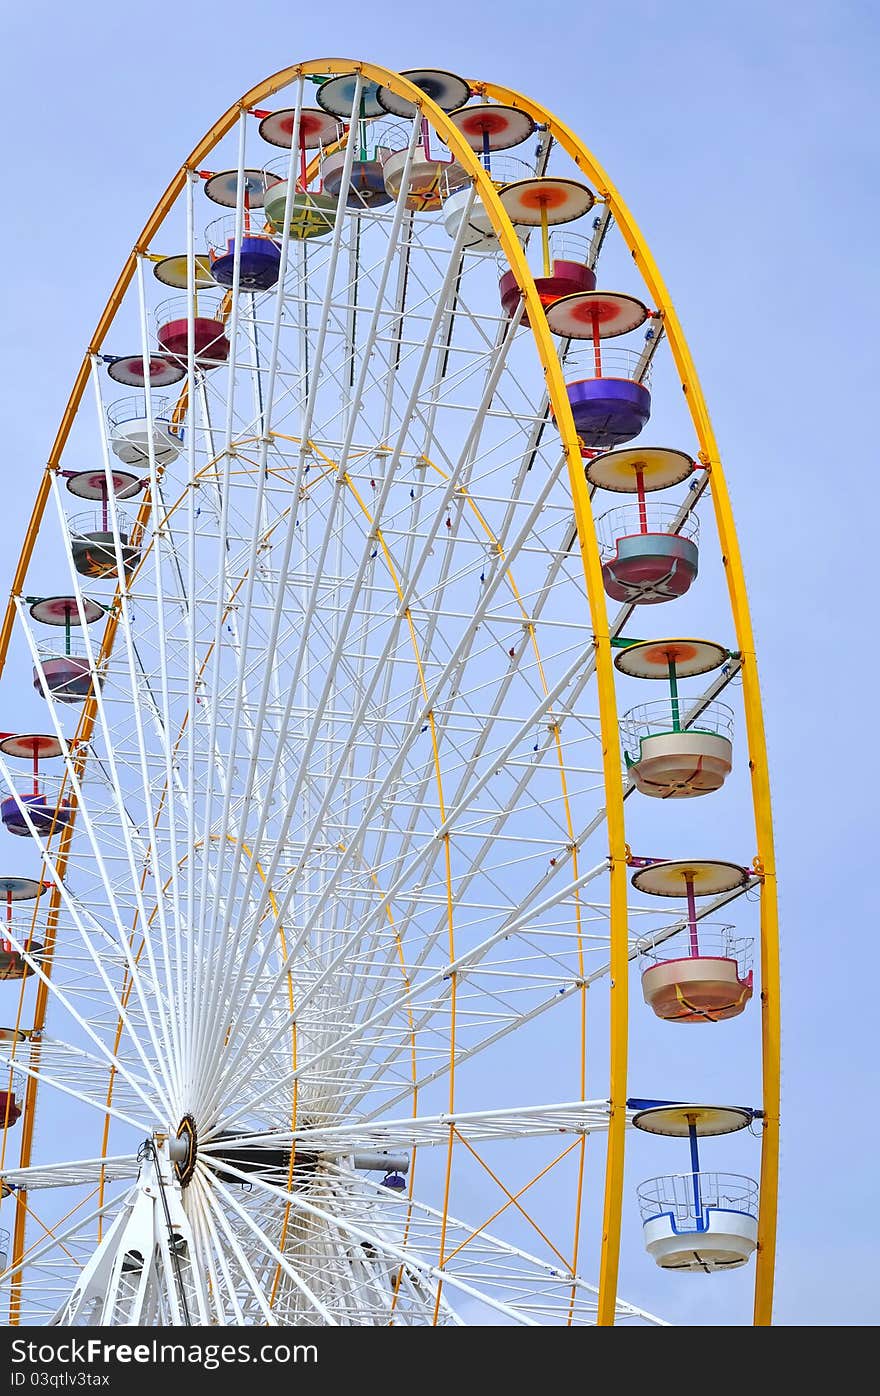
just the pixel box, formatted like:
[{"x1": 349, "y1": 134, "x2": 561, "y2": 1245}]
[
  {"x1": 633, "y1": 1105, "x2": 759, "y2": 1273},
  {"x1": 441, "y1": 155, "x2": 534, "y2": 252},
  {"x1": 639, "y1": 1173, "x2": 759, "y2": 1271},
  {"x1": 106, "y1": 396, "x2": 182, "y2": 468}
]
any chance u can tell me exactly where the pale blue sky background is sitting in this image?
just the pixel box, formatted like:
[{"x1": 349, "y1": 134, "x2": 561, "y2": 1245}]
[{"x1": 0, "y1": 0, "x2": 876, "y2": 1325}]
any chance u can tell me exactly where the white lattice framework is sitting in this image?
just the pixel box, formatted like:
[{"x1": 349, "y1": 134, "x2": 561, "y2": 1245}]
[{"x1": 0, "y1": 65, "x2": 767, "y2": 1327}]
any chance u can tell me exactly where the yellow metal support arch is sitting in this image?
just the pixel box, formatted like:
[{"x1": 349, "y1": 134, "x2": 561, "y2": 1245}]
[{"x1": 478, "y1": 80, "x2": 780, "y2": 1324}]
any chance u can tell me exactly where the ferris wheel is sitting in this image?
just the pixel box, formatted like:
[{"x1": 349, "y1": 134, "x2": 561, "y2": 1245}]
[{"x1": 0, "y1": 59, "x2": 779, "y2": 1327}]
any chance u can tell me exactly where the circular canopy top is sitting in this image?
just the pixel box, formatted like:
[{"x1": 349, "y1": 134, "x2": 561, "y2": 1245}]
[
  {"x1": 377, "y1": 69, "x2": 472, "y2": 118},
  {"x1": 259, "y1": 107, "x2": 341, "y2": 150},
  {"x1": 153, "y1": 254, "x2": 215, "y2": 290},
  {"x1": 631, "y1": 1103, "x2": 753, "y2": 1138},
  {"x1": 585, "y1": 446, "x2": 695, "y2": 494},
  {"x1": 107, "y1": 355, "x2": 185, "y2": 389},
  {"x1": 65, "y1": 469, "x2": 144, "y2": 501},
  {"x1": 0, "y1": 876, "x2": 44, "y2": 901},
  {"x1": 0, "y1": 734, "x2": 64, "y2": 761},
  {"x1": 498, "y1": 177, "x2": 594, "y2": 227},
  {"x1": 613, "y1": 637, "x2": 728, "y2": 680},
  {"x1": 631, "y1": 859, "x2": 750, "y2": 898},
  {"x1": 29, "y1": 596, "x2": 104, "y2": 627},
  {"x1": 316, "y1": 75, "x2": 384, "y2": 118},
  {"x1": 203, "y1": 170, "x2": 280, "y2": 208},
  {"x1": 546, "y1": 291, "x2": 650, "y2": 340},
  {"x1": 446, "y1": 103, "x2": 535, "y2": 152},
  {"x1": 0, "y1": 1026, "x2": 28, "y2": 1043}
]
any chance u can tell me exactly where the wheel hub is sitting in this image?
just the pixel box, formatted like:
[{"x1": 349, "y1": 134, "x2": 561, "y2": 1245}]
[{"x1": 170, "y1": 1114, "x2": 197, "y2": 1188}]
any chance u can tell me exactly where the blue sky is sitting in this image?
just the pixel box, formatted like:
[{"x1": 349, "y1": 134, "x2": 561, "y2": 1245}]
[{"x1": 0, "y1": 0, "x2": 877, "y2": 1325}]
